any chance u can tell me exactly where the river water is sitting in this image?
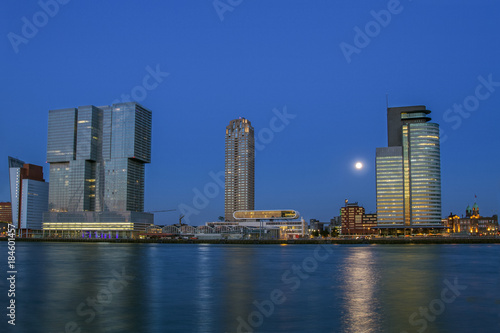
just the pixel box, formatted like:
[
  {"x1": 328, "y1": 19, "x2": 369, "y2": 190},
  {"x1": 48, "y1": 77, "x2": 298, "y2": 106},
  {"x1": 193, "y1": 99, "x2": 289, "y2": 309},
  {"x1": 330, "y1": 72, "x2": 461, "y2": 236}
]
[{"x1": 0, "y1": 242, "x2": 499, "y2": 332}]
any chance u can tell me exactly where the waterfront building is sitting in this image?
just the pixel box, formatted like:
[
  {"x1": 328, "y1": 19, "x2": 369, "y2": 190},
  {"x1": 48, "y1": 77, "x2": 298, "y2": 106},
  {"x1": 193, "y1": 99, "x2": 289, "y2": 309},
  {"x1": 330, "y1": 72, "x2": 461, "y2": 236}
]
[
  {"x1": 233, "y1": 210, "x2": 307, "y2": 239},
  {"x1": 205, "y1": 210, "x2": 307, "y2": 239},
  {"x1": 8, "y1": 157, "x2": 49, "y2": 234},
  {"x1": 42, "y1": 102, "x2": 153, "y2": 238},
  {"x1": 0, "y1": 202, "x2": 12, "y2": 223},
  {"x1": 0, "y1": 202, "x2": 12, "y2": 235},
  {"x1": 340, "y1": 200, "x2": 377, "y2": 235},
  {"x1": 376, "y1": 105, "x2": 442, "y2": 233},
  {"x1": 225, "y1": 118, "x2": 255, "y2": 222},
  {"x1": 447, "y1": 203, "x2": 498, "y2": 236},
  {"x1": 310, "y1": 219, "x2": 329, "y2": 234}
]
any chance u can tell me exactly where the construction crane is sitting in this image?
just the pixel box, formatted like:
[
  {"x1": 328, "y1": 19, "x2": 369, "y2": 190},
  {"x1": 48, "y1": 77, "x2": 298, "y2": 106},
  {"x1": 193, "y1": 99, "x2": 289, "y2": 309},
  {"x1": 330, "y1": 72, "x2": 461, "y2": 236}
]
[
  {"x1": 144, "y1": 209, "x2": 186, "y2": 227},
  {"x1": 145, "y1": 209, "x2": 176, "y2": 227}
]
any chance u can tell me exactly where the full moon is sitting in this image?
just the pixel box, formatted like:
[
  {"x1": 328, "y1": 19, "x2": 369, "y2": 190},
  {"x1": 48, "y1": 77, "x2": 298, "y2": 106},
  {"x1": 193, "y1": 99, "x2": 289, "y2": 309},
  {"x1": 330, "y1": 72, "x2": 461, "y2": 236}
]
[{"x1": 355, "y1": 162, "x2": 363, "y2": 170}]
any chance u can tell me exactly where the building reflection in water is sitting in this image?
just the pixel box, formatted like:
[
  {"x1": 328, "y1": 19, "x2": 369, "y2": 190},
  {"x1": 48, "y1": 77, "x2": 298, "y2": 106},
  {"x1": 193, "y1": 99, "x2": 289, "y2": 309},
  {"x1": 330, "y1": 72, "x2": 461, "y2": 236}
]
[
  {"x1": 378, "y1": 246, "x2": 444, "y2": 332},
  {"x1": 194, "y1": 244, "x2": 216, "y2": 331},
  {"x1": 340, "y1": 245, "x2": 444, "y2": 332},
  {"x1": 341, "y1": 246, "x2": 382, "y2": 333},
  {"x1": 220, "y1": 246, "x2": 257, "y2": 332},
  {"x1": 15, "y1": 243, "x2": 148, "y2": 333}
]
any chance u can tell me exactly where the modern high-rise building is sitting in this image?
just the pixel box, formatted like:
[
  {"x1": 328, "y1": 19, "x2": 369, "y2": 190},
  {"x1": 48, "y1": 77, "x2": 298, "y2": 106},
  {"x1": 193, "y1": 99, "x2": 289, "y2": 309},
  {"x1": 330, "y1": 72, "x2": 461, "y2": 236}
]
[
  {"x1": 225, "y1": 118, "x2": 255, "y2": 222},
  {"x1": 42, "y1": 102, "x2": 153, "y2": 237},
  {"x1": 376, "y1": 105, "x2": 441, "y2": 231},
  {"x1": 8, "y1": 157, "x2": 49, "y2": 231}
]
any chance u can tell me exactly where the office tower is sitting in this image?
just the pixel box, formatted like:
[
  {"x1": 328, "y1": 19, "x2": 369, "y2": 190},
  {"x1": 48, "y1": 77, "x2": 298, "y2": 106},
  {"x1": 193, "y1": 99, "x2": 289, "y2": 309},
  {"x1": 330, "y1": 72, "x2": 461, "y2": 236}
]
[
  {"x1": 43, "y1": 102, "x2": 153, "y2": 235},
  {"x1": 225, "y1": 118, "x2": 255, "y2": 222},
  {"x1": 376, "y1": 106, "x2": 441, "y2": 230},
  {"x1": 8, "y1": 157, "x2": 49, "y2": 231}
]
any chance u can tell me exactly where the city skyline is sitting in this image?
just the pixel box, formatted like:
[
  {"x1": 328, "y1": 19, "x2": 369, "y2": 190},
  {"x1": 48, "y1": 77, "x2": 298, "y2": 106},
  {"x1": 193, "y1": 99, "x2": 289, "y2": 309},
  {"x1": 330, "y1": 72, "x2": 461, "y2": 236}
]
[{"x1": 1, "y1": 1, "x2": 499, "y2": 225}]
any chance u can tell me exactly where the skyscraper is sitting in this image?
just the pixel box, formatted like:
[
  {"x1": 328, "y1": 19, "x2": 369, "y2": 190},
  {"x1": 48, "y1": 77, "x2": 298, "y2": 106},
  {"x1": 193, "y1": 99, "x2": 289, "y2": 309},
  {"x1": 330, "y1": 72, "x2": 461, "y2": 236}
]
[
  {"x1": 225, "y1": 118, "x2": 255, "y2": 222},
  {"x1": 43, "y1": 102, "x2": 153, "y2": 237},
  {"x1": 376, "y1": 106, "x2": 441, "y2": 231},
  {"x1": 8, "y1": 157, "x2": 49, "y2": 231}
]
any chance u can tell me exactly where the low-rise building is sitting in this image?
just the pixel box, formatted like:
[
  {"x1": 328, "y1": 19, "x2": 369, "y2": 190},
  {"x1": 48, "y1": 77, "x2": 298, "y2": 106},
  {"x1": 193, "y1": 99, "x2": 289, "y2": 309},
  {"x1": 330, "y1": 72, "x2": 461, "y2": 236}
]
[
  {"x1": 310, "y1": 219, "x2": 330, "y2": 234},
  {"x1": 447, "y1": 203, "x2": 498, "y2": 236},
  {"x1": 204, "y1": 210, "x2": 307, "y2": 239},
  {"x1": 0, "y1": 202, "x2": 12, "y2": 235}
]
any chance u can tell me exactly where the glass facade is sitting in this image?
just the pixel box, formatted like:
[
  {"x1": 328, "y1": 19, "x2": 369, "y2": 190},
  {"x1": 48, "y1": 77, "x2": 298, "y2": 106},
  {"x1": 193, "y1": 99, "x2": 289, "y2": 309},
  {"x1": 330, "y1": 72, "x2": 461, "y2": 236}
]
[
  {"x1": 8, "y1": 158, "x2": 49, "y2": 230},
  {"x1": 376, "y1": 147, "x2": 404, "y2": 225},
  {"x1": 20, "y1": 179, "x2": 49, "y2": 229},
  {"x1": 47, "y1": 108, "x2": 77, "y2": 162},
  {"x1": 48, "y1": 163, "x2": 70, "y2": 212},
  {"x1": 225, "y1": 118, "x2": 255, "y2": 221},
  {"x1": 376, "y1": 106, "x2": 441, "y2": 228},
  {"x1": 42, "y1": 211, "x2": 153, "y2": 231},
  {"x1": 234, "y1": 210, "x2": 298, "y2": 220},
  {"x1": 407, "y1": 123, "x2": 441, "y2": 225},
  {"x1": 44, "y1": 102, "x2": 153, "y2": 229}
]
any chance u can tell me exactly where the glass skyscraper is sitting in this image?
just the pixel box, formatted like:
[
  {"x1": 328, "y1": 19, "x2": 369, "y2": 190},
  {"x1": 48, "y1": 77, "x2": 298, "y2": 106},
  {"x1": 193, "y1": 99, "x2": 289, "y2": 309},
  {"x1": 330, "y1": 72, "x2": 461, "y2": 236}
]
[
  {"x1": 8, "y1": 157, "x2": 49, "y2": 231},
  {"x1": 225, "y1": 118, "x2": 255, "y2": 222},
  {"x1": 43, "y1": 102, "x2": 153, "y2": 235},
  {"x1": 376, "y1": 106, "x2": 441, "y2": 230}
]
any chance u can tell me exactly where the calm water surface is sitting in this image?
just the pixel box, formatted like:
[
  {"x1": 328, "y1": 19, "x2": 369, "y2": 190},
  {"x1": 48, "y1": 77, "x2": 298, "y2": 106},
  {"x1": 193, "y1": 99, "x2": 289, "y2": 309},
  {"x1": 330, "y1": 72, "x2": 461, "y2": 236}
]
[{"x1": 0, "y1": 242, "x2": 499, "y2": 332}]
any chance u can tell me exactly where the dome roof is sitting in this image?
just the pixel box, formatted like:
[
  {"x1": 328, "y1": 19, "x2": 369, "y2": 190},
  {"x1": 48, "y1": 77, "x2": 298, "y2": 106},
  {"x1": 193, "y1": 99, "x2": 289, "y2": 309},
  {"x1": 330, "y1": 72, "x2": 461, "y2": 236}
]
[
  {"x1": 473, "y1": 202, "x2": 479, "y2": 209},
  {"x1": 466, "y1": 205, "x2": 472, "y2": 211}
]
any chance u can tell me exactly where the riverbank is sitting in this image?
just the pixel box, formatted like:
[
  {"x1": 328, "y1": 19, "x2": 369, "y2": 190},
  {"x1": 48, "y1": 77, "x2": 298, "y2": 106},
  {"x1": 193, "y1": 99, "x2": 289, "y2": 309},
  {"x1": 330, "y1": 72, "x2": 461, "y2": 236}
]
[{"x1": 1, "y1": 237, "x2": 499, "y2": 245}]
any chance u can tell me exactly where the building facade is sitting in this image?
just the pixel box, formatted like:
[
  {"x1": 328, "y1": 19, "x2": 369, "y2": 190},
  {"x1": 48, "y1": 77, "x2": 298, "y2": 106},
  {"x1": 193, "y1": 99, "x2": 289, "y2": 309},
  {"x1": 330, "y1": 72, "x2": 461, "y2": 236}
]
[
  {"x1": 340, "y1": 200, "x2": 377, "y2": 235},
  {"x1": 42, "y1": 102, "x2": 153, "y2": 237},
  {"x1": 232, "y1": 209, "x2": 307, "y2": 239},
  {"x1": 376, "y1": 106, "x2": 442, "y2": 232},
  {"x1": 8, "y1": 157, "x2": 49, "y2": 231},
  {"x1": 0, "y1": 202, "x2": 12, "y2": 235},
  {"x1": 225, "y1": 118, "x2": 255, "y2": 222},
  {"x1": 447, "y1": 203, "x2": 498, "y2": 236},
  {"x1": 0, "y1": 202, "x2": 12, "y2": 223}
]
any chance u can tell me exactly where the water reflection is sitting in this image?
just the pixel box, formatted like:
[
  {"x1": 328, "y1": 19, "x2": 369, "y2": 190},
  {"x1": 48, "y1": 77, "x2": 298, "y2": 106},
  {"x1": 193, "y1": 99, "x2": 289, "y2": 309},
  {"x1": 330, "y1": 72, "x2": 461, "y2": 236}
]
[
  {"x1": 221, "y1": 246, "x2": 257, "y2": 332},
  {"x1": 195, "y1": 245, "x2": 215, "y2": 332},
  {"x1": 12, "y1": 243, "x2": 149, "y2": 333},
  {"x1": 341, "y1": 247, "x2": 381, "y2": 333},
  {"x1": 1, "y1": 243, "x2": 498, "y2": 333},
  {"x1": 378, "y1": 246, "x2": 444, "y2": 333}
]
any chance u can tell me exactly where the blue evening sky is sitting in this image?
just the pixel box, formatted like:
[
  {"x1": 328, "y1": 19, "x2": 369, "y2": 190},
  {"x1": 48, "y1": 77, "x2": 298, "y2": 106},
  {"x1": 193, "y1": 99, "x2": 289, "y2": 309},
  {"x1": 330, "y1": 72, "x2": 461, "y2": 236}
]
[{"x1": 1, "y1": 0, "x2": 499, "y2": 225}]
